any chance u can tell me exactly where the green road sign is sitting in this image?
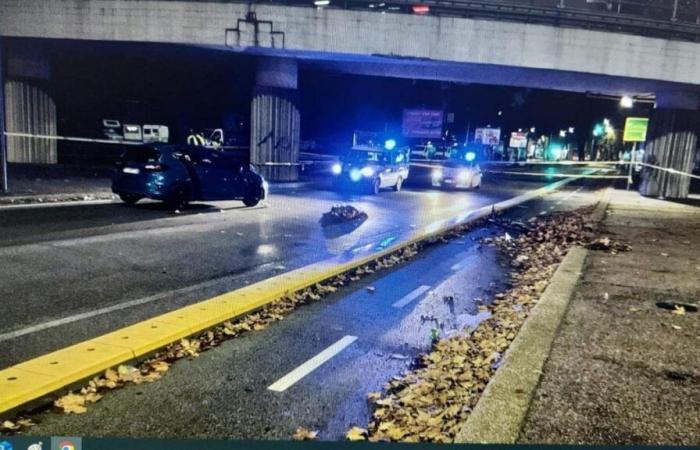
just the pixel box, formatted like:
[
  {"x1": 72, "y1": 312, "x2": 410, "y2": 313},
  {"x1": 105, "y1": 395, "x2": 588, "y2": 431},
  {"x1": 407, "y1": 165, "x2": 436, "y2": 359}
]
[{"x1": 623, "y1": 117, "x2": 649, "y2": 142}]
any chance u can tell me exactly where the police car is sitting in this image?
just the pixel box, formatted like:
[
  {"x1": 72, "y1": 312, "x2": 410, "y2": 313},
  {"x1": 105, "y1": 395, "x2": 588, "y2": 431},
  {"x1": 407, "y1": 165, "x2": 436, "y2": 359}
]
[
  {"x1": 331, "y1": 135, "x2": 410, "y2": 194},
  {"x1": 431, "y1": 148, "x2": 482, "y2": 189}
]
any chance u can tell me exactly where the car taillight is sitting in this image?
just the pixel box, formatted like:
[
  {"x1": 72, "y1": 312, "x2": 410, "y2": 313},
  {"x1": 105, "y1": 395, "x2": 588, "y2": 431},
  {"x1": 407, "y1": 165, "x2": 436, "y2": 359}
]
[
  {"x1": 144, "y1": 164, "x2": 166, "y2": 171},
  {"x1": 412, "y1": 4, "x2": 429, "y2": 14}
]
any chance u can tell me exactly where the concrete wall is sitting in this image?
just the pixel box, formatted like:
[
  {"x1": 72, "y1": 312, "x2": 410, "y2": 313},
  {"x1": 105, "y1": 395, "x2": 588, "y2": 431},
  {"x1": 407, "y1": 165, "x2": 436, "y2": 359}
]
[{"x1": 2, "y1": 0, "x2": 700, "y2": 88}]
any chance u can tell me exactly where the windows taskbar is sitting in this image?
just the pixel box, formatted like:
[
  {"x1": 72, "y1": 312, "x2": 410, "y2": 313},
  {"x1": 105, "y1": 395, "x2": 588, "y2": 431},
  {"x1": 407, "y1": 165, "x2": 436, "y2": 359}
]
[{"x1": 0, "y1": 438, "x2": 695, "y2": 450}]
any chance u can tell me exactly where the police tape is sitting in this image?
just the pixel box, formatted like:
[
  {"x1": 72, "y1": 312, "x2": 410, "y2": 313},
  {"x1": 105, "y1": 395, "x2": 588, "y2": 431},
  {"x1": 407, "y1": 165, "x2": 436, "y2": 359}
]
[
  {"x1": 3, "y1": 131, "x2": 143, "y2": 145},
  {"x1": 636, "y1": 161, "x2": 700, "y2": 180},
  {"x1": 412, "y1": 159, "x2": 700, "y2": 180},
  {"x1": 483, "y1": 170, "x2": 629, "y2": 179}
]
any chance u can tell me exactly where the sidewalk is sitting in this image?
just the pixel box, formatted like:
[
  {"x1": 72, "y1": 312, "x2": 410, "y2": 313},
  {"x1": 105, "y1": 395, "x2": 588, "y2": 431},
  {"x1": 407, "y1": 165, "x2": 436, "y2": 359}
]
[
  {"x1": 519, "y1": 190, "x2": 700, "y2": 445},
  {"x1": 0, "y1": 164, "x2": 115, "y2": 205}
]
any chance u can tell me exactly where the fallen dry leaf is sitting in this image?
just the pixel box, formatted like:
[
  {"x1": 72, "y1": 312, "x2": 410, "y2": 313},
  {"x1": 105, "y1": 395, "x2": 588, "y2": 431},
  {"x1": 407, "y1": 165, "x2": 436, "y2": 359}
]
[
  {"x1": 292, "y1": 427, "x2": 319, "y2": 440},
  {"x1": 54, "y1": 393, "x2": 88, "y2": 414},
  {"x1": 346, "y1": 426, "x2": 368, "y2": 441}
]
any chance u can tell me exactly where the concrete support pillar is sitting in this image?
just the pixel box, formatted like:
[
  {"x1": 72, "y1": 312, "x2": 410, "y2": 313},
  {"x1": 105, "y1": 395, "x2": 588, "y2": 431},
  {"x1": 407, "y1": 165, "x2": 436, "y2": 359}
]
[
  {"x1": 4, "y1": 42, "x2": 57, "y2": 164},
  {"x1": 0, "y1": 39, "x2": 8, "y2": 192},
  {"x1": 639, "y1": 108, "x2": 698, "y2": 199},
  {"x1": 250, "y1": 57, "x2": 300, "y2": 181}
]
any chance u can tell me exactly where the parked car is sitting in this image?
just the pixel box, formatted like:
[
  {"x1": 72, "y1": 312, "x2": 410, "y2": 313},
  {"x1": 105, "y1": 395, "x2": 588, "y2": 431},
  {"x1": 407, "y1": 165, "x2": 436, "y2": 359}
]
[
  {"x1": 112, "y1": 144, "x2": 267, "y2": 209},
  {"x1": 331, "y1": 137, "x2": 410, "y2": 194}
]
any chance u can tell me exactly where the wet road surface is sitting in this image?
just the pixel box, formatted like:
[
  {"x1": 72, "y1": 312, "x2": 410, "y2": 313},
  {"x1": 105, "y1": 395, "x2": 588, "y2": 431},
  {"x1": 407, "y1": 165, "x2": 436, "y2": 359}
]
[{"x1": 17, "y1": 181, "x2": 603, "y2": 440}]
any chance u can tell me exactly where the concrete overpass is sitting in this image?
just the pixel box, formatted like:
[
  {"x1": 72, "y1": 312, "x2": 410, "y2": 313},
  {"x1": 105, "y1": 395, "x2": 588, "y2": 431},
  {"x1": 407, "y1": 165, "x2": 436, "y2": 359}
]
[{"x1": 1, "y1": 0, "x2": 698, "y2": 196}]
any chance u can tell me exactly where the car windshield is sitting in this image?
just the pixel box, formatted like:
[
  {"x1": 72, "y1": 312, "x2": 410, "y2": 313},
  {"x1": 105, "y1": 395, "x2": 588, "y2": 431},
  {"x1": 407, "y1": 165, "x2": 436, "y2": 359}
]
[{"x1": 122, "y1": 146, "x2": 160, "y2": 163}]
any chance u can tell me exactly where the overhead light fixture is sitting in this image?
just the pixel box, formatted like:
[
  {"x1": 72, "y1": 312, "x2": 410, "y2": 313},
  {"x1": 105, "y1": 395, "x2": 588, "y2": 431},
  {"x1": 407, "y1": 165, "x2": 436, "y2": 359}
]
[
  {"x1": 620, "y1": 96, "x2": 634, "y2": 108},
  {"x1": 314, "y1": 0, "x2": 330, "y2": 6}
]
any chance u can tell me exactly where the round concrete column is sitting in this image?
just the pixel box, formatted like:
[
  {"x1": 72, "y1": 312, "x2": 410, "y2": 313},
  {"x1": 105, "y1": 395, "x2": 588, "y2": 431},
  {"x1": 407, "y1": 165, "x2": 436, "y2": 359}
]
[
  {"x1": 639, "y1": 92, "x2": 698, "y2": 199},
  {"x1": 250, "y1": 57, "x2": 300, "y2": 181}
]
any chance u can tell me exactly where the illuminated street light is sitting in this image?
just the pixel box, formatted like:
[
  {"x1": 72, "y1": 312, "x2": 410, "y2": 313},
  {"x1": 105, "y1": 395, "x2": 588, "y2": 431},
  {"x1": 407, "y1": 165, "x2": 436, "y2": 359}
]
[
  {"x1": 568, "y1": 126, "x2": 575, "y2": 133},
  {"x1": 497, "y1": 111, "x2": 503, "y2": 116},
  {"x1": 559, "y1": 130, "x2": 567, "y2": 138},
  {"x1": 620, "y1": 96, "x2": 634, "y2": 108},
  {"x1": 530, "y1": 127, "x2": 536, "y2": 133}
]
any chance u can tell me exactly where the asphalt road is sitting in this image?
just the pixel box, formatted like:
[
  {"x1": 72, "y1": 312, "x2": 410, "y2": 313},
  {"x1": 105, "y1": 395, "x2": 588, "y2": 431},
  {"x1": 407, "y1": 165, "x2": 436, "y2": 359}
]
[
  {"x1": 1, "y1": 177, "x2": 554, "y2": 369},
  {"x1": 6, "y1": 177, "x2": 604, "y2": 440}
]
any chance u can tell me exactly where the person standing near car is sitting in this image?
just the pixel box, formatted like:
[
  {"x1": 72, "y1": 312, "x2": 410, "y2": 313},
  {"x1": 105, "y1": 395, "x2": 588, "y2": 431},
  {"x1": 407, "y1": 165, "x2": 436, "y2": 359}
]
[{"x1": 187, "y1": 129, "x2": 205, "y2": 146}]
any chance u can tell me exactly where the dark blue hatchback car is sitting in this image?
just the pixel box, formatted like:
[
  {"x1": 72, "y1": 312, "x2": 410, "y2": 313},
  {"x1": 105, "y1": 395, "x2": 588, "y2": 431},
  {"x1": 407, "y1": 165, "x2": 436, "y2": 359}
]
[{"x1": 112, "y1": 144, "x2": 267, "y2": 209}]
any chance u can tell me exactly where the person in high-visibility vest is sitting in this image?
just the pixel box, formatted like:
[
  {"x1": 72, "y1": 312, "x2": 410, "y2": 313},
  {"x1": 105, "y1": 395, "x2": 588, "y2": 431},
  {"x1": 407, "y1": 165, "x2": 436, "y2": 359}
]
[{"x1": 187, "y1": 129, "x2": 205, "y2": 146}]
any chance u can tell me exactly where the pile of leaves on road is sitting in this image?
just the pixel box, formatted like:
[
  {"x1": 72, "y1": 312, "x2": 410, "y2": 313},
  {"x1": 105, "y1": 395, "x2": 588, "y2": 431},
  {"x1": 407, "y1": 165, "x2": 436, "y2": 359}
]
[
  {"x1": 347, "y1": 207, "x2": 605, "y2": 443},
  {"x1": 5, "y1": 242, "x2": 422, "y2": 429},
  {"x1": 320, "y1": 204, "x2": 368, "y2": 226}
]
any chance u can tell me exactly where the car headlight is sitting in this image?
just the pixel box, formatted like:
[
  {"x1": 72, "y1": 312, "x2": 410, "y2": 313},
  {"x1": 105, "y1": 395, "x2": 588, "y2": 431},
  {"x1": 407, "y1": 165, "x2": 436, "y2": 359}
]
[
  {"x1": 349, "y1": 168, "x2": 363, "y2": 182},
  {"x1": 360, "y1": 166, "x2": 375, "y2": 177},
  {"x1": 458, "y1": 170, "x2": 470, "y2": 182},
  {"x1": 331, "y1": 163, "x2": 342, "y2": 175},
  {"x1": 432, "y1": 169, "x2": 443, "y2": 180}
]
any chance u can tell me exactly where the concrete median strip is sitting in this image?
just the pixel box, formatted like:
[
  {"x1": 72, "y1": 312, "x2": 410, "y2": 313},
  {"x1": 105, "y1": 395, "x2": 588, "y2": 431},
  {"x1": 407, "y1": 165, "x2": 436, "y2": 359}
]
[
  {"x1": 454, "y1": 189, "x2": 610, "y2": 443},
  {"x1": 454, "y1": 246, "x2": 588, "y2": 444},
  {"x1": 0, "y1": 176, "x2": 586, "y2": 415}
]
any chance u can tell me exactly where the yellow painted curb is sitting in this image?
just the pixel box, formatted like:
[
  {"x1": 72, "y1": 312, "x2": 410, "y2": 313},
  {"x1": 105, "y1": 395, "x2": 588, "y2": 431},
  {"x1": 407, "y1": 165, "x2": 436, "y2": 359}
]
[{"x1": 0, "y1": 176, "x2": 582, "y2": 414}]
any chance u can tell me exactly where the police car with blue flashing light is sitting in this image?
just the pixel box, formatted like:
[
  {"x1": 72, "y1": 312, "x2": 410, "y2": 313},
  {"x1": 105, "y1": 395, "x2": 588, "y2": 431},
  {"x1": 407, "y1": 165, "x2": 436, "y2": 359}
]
[
  {"x1": 331, "y1": 133, "x2": 410, "y2": 195},
  {"x1": 431, "y1": 147, "x2": 482, "y2": 190}
]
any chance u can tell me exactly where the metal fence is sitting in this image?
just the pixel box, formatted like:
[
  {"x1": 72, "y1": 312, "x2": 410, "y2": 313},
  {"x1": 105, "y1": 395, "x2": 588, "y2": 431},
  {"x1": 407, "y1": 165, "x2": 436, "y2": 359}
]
[{"x1": 233, "y1": 0, "x2": 700, "y2": 41}]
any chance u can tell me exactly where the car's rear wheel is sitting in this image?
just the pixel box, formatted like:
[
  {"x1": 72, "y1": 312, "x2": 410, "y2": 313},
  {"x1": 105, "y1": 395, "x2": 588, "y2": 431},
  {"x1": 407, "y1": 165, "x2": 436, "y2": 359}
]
[
  {"x1": 119, "y1": 193, "x2": 142, "y2": 205},
  {"x1": 394, "y1": 176, "x2": 403, "y2": 192},
  {"x1": 165, "y1": 185, "x2": 189, "y2": 211}
]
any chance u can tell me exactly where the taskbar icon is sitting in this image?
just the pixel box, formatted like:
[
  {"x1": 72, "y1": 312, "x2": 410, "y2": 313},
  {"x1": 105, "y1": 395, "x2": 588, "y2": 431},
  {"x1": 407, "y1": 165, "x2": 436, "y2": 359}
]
[{"x1": 50, "y1": 437, "x2": 81, "y2": 450}]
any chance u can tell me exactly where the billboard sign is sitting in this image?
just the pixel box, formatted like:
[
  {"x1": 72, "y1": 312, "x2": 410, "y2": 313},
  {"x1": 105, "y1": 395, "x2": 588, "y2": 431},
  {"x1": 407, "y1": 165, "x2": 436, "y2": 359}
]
[
  {"x1": 474, "y1": 127, "x2": 501, "y2": 145},
  {"x1": 509, "y1": 132, "x2": 528, "y2": 148},
  {"x1": 623, "y1": 117, "x2": 649, "y2": 142},
  {"x1": 402, "y1": 109, "x2": 443, "y2": 138}
]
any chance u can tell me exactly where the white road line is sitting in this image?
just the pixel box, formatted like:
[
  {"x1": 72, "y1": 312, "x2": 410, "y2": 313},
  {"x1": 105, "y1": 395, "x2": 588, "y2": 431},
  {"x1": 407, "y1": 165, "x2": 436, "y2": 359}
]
[
  {"x1": 0, "y1": 266, "x2": 274, "y2": 342},
  {"x1": 268, "y1": 335, "x2": 358, "y2": 392},
  {"x1": 392, "y1": 285, "x2": 431, "y2": 308}
]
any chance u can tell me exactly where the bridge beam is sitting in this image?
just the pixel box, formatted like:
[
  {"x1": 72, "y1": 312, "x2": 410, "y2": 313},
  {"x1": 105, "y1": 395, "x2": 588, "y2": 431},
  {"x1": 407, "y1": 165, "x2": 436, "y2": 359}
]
[
  {"x1": 250, "y1": 57, "x2": 300, "y2": 182},
  {"x1": 640, "y1": 93, "x2": 698, "y2": 199}
]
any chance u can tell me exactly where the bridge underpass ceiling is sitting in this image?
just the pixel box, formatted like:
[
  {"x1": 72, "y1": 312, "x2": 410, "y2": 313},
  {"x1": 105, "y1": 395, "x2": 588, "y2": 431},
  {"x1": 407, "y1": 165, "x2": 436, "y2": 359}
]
[
  {"x1": 10, "y1": 37, "x2": 700, "y2": 101},
  {"x1": 251, "y1": 48, "x2": 696, "y2": 100}
]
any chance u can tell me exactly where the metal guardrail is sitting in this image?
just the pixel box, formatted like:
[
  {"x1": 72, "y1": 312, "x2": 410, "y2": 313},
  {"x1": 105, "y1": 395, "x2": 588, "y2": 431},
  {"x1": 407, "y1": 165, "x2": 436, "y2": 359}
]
[{"x1": 239, "y1": 0, "x2": 700, "y2": 42}]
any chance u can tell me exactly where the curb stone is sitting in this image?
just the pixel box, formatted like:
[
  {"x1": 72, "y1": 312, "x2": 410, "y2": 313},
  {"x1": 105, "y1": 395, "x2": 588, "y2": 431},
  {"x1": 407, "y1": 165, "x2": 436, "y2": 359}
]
[{"x1": 454, "y1": 189, "x2": 611, "y2": 444}]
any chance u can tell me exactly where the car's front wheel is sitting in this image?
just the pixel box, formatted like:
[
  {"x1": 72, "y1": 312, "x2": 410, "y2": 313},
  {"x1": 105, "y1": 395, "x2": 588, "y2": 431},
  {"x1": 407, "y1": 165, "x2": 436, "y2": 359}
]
[
  {"x1": 370, "y1": 177, "x2": 381, "y2": 195},
  {"x1": 394, "y1": 176, "x2": 403, "y2": 192},
  {"x1": 119, "y1": 193, "x2": 142, "y2": 205},
  {"x1": 243, "y1": 186, "x2": 262, "y2": 207}
]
